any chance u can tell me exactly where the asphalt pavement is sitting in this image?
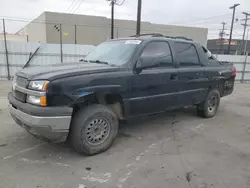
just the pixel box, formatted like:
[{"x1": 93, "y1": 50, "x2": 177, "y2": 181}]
[{"x1": 1, "y1": 81, "x2": 250, "y2": 188}]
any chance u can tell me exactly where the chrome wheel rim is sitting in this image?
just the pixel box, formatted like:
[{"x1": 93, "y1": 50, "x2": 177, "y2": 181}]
[
  {"x1": 85, "y1": 118, "x2": 110, "y2": 145},
  {"x1": 208, "y1": 95, "x2": 218, "y2": 113}
]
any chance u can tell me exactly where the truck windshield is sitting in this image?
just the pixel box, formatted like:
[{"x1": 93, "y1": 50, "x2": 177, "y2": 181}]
[{"x1": 84, "y1": 40, "x2": 141, "y2": 66}]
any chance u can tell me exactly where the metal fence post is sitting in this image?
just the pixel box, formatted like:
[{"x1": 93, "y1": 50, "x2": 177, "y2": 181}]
[
  {"x1": 60, "y1": 24, "x2": 63, "y2": 63},
  {"x1": 241, "y1": 53, "x2": 248, "y2": 83},
  {"x1": 3, "y1": 19, "x2": 10, "y2": 80},
  {"x1": 75, "y1": 25, "x2": 77, "y2": 44}
]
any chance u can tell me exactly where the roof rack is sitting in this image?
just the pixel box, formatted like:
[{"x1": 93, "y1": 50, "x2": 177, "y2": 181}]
[
  {"x1": 130, "y1": 33, "x2": 164, "y2": 37},
  {"x1": 173, "y1": 36, "x2": 193, "y2": 41},
  {"x1": 160, "y1": 35, "x2": 193, "y2": 41},
  {"x1": 130, "y1": 33, "x2": 193, "y2": 41}
]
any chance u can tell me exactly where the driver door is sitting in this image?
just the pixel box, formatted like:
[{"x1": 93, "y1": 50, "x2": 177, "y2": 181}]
[{"x1": 128, "y1": 41, "x2": 179, "y2": 116}]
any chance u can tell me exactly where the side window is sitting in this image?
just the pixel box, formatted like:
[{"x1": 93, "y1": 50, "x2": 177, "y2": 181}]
[
  {"x1": 173, "y1": 42, "x2": 200, "y2": 66},
  {"x1": 202, "y1": 46, "x2": 216, "y2": 61},
  {"x1": 141, "y1": 41, "x2": 173, "y2": 67}
]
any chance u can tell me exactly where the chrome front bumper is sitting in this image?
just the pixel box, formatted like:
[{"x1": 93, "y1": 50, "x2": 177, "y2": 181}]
[{"x1": 9, "y1": 104, "x2": 71, "y2": 143}]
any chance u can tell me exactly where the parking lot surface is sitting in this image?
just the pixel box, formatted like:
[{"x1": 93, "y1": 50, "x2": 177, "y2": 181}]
[{"x1": 1, "y1": 81, "x2": 250, "y2": 188}]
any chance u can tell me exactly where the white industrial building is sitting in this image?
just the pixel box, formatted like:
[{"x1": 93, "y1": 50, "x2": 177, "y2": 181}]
[{"x1": 23, "y1": 11, "x2": 208, "y2": 46}]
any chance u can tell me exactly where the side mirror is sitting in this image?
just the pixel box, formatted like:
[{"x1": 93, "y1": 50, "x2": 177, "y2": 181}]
[{"x1": 136, "y1": 56, "x2": 158, "y2": 70}]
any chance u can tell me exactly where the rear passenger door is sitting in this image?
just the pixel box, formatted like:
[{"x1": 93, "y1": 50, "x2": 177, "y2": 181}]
[{"x1": 173, "y1": 42, "x2": 207, "y2": 107}]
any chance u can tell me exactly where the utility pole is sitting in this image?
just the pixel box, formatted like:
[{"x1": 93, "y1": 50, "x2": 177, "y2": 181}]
[
  {"x1": 136, "y1": 0, "x2": 142, "y2": 35},
  {"x1": 111, "y1": 0, "x2": 115, "y2": 39},
  {"x1": 227, "y1": 3, "x2": 240, "y2": 54},
  {"x1": 244, "y1": 29, "x2": 250, "y2": 55},
  {"x1": 107, "y1": 0, "x2": 116, "y2": 39},
  {"x1": 107, "y1": 0, "x2": 125, "y2": 39},
  {"x1": 240, "y1": 12, "x2": 250, "y2": 54},
  {"x1": 218, "y1": 22, "x2": 227, "y2": 54}
]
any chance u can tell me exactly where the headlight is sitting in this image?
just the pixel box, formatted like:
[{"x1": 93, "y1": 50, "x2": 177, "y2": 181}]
[
  {"x1": 27, "y1": 80, "x2": 49, "y2": 106},
  {"x1": 28, "y1": 80, "x2": 49, "y2": 91},
  {"x1": 27, "y1": 95, "x2": 47, "y2": 106},
  {"x1": 12, "y1": 75, "x2": 17, "y2": 83}
]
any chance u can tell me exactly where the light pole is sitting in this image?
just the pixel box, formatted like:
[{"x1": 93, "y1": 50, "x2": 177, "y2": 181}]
[{"x1": 227, "y1": 3, "x2": 240, "y2": 54}]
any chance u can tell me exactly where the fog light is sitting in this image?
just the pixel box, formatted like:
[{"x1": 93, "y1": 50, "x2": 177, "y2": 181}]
[{"x1": 27, "y1": 95, "x2": 47, "y2": 106}]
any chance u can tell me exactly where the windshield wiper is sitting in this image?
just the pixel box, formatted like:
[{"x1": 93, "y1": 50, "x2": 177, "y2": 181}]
[
  {"x1": 89, "y1": 60, "x2": 109, "y2": 65},
  {"x1": 79, "y1": 59, "x2": 88, "y2": 62}
]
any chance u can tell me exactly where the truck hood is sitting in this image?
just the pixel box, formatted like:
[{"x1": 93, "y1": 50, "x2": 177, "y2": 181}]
[{"x1": 16, "y1": 63, "x2": 122, "y2": 81}]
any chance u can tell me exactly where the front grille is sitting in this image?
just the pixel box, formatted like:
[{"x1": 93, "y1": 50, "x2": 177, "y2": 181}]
[
  {"x1": 13, "y1": 76, "x2": 29, "y2": 102},
  {"x1": 13, "y1": 90, "x2": 26, "y2": 102},
  {"x1": 16, "y1": 76, "x2": 29, "y2": 88}
]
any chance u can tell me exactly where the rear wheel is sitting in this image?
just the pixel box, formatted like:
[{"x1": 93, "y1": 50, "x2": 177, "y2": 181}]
[
  {"x1": 196, "y1": 89, "x2": 220, "y2": 118},
  {"x1": 70, "y1": 104, "x2": 118, "y2": 155}
]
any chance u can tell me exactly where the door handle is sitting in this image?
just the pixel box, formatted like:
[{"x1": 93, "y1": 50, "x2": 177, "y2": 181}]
[
  {"x1": 196, "y1": 72, "x2": 203, "y2": 77},
  {"x1": 170, "y1": 74, "x2": 178, "y2": 80}
]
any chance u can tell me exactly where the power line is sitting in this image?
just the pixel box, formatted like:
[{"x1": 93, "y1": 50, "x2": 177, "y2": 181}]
[
  {"x1": 63, "y1": 0, "x2": 86, "y2": 24},
  {"x1": 171, "y1": 13, "x2": 233, "y2": 25},
  {"x1": 2, "y1": 11, "x2": 245, "y2": 36},
  {"x1": 70, "y1": 0, "x2": 86, "y2": 14},
  {"x1": 66, "y1": 0, "x2": 86, "y2": 23},
  {"x1": 116, "y1": 0, "x2": 126, "y2": 6},
  {"x1": 0, "y1": 17, "x2": 114, "y2": 31},
  {"x1": 1, "y1": 16, "x2": 245, "y2": 35},
  {"x1": 0, "y1": 16, "x2": 144, "y2": 33},
  {"x1": 65, "y1": 0, "x2": 80, "y2": 13}
]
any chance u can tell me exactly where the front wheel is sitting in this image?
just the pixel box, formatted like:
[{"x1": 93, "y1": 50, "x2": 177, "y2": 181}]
[
  {"x1": 196, "y1": 89, "x2": 220, "y2": 118},
  {"x1": 70, "y1": 104, "x2": 118, "y2": 155}
]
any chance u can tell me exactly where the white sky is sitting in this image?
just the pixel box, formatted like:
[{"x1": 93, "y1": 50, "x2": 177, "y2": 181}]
[{"x1": 1, "y1": 0, "x2": 250, "y2": 39}]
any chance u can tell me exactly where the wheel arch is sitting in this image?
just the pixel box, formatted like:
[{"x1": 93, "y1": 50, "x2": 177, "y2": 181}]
[
  {"x1": 207, "y1": 82, "x2": 224, "y2": 97},
  {"x1": 71, "y1": 91, "x2": 125, "y2": 120}
]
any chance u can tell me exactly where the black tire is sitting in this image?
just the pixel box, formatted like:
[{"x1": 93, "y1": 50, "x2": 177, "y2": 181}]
[
  {"x1": 196, "y1": 89, "x2": 220, "y2": 118},
  {"x1": 70, "y1": 104, "x2": 118, "y2": 155}
]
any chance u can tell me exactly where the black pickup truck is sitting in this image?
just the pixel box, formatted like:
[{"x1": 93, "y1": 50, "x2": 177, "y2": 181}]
[{"x1": 8, "y1": 34, "x2": 236, "y2": 155}]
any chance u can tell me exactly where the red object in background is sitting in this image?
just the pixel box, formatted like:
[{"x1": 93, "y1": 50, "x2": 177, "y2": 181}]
[{"x1": 233, "y1": 66, "x2": 237, "y2": 77}]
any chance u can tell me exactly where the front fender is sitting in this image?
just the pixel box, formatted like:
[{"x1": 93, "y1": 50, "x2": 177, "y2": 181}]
[{"x1": 70, "y1": 85, "x2": 122, "y2": 106}]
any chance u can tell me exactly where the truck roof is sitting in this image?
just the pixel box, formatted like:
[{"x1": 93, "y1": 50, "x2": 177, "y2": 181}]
[{"x1": 109, "y1": 33, "x2": 196, "y2": 44}]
